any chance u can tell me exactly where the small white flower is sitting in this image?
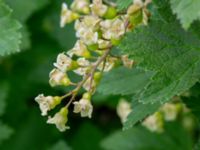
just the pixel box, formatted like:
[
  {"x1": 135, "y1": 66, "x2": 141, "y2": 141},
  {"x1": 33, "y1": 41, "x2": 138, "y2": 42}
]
[
  {"x1": 49, "y1": 69, "x2": 71, "y2": 87},
  {"x1": 71, "y1": 0, "x2": 90, "y2": 14},
  {"x1": 73, "y1": 98, "x2": 93, "y2": 118},
  {"x1": 142, "y1": 112, "x2": 163, "y2": 132},
  {"x1": 75, "y1": 15, "x2": 101, "y2": 38},
  {"x1": 35, "y1": 94, "x2": 61, "y2": 116},
  {"x1": 80, "y1": 29, "x2": 99, "y2": 45},
  {"x1": 117, "y1": 99, "x2": 132, "y2": 123},
  {"x1": 161, "y1": 103, "x2": 179, "y2": 121},
  {"x1": 100, "y1": 18, "x2": 125, "y2": 40},
  {"x1": 60, "y1": 3, "x2": 79, "y2": 28},
  {"x1": 73, "y1": 58, "x2": 91, "y2": 76},
  {"x1": 47, "y1": 107, "x2": 70, "y2": 132},
  {"x1": 90, "y1": 0, "x2": 108, "y2": 17},
  {"x1": 67, "y1": 40, "x2": 91, "y2": 58},
  {"x1": 54, "y1": 53, "x2": 73, "y2": 72}
]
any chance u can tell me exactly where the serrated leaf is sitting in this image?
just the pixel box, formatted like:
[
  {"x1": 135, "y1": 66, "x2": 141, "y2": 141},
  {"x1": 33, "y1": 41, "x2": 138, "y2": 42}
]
[
  {"x1": 0, "y1": 1, "x2": 21, "y2": 56},
  {"x1": 102, "y1": 122, "x2": 192, "y2": 150},
  {"x1": 98, "y1": 67, "x2": 155, "y2": 95},
  {"x1": 152, "y1": 0, "x2": 176, "y2": 22},
  {"x1": 117, "y1": 0, "x2": 132, "y2": 11},
  {"x1": 123, "y1": 98, "x2": 161, "y2": 130},
  {"x1": 170, "y1": 0, "x2": 200, "y2": 29},
  {"x1": 5, "y1": 0, "x2": 49, "y2": 50},
  {"x1": 48, "y1": 140, "x2": 71, "y2": 150},
  {"x1": 120, "y1": 20, "x2": 200, "y2": 104},
  {"x1": 0, "y1": 122, "x2": 13, "y2": 144}
]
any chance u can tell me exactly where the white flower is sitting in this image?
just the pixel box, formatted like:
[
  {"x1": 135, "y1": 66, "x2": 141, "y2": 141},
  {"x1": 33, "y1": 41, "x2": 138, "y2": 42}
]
[
  {"x1": 71, "y1": 0, "x2": 90, "y2": 14},
  {"x1": 47, "y1": 107, "x2": 70, "y2": 132},
  {"x1": 49, "y1": 69, "x2": 71, "y2": 87},
  {"x1": 117, "y1": 99, "x2": 132, "y2": 123},
  {"x1": 80, "y1": 29, "x2": 99, "y2": 45},
  {"x1": 73, "y1": 58, "x2": 91, "y2": 76},
  {"x1": 73, "y1": 94, "x2": 93, "y2": 118},
  {"x1": 121, "y1": 55, "x2": 134, "y2": 68},
  {"x1": 35, "y1": 94, "x2": 61, "y2": 116},
  {"x1": 67, "y1": 40, "x2": 91, "y2": 58},
  {"x1": 83, "y1": 77, "x2": 97, "y2": 92},
  {"x1": 75, "y1": 15, "x2": 101, "y2": 38},
  {"x1": 161, "y1": 103, "x2": 179, "y2": 121},
  {"x1": 60, "y1": 3, "x2": 79, "y2": 28},
  {"x1": 54, "y1": 53, "x2": 73, "y2": 72},
  {"x1": 100, "y1": 18, "x2": 125, "y2": 40},
  {"x1": 142, "y1": 112, "x2": 163, "y2": 132},
  {"x1": 90, "y1": 0, "x2": 108, "y2": 17}
]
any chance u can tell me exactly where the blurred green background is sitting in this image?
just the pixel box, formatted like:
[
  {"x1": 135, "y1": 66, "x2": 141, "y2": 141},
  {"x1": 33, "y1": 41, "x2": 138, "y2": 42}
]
[{"x1": 0, "y1": 0, "x2": 122, "y2": 149}]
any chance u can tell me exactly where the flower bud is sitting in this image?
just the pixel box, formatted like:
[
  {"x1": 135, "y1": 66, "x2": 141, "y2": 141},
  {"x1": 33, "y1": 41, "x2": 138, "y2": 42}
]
[
  {"x1": 103, "y1": 7, "x2": 117, "y2": 19},
  {"x1": 47, "y1": 107, "x2": 70, "y2": 132}
]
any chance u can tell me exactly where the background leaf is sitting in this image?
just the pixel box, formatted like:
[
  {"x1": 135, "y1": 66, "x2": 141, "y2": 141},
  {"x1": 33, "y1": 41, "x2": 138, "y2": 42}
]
[{"x1": 0, "y1": 1, "x2": 21, "y2": 56}]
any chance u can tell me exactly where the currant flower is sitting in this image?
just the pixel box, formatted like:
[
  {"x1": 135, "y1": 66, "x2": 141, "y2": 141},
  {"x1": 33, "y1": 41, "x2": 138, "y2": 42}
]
[
  {"x1": 54, "y1": 53, "x2": 78, "y2": 72},
  {"x1": 67, "y1": 40, "x2": 91, "y2": 58},
  {"x1": 71, "y1": 0, "x2": 90, "y2": 14},
  {"x1": 80, "y1": 29, "x2": 99, "y2": 46},
  {"x1": 98, "y1": 39, "x2": 111, "y2": 49},
  {"x1": 117, "y1": 99, "x2": 132, "y2": 123},
  {"x1": 60, "y1": 3, "x2": 80, "y2": 28},
  {"x1": 142, "y1": 112, "x2": 163, "y2": 132},
  {"x1": 73, "y1": 58, "x2": 91, "y2": 76},
  {"x1": 90, "y1": 0, "x2": 108, "y2": 17},
  {"x1": 49, "y1": 69, "x2": 71, "y2": 87},
  {"x1": 35, "y1": 94, "x2": 62, "y2": 116},
  {"x1": 47, "y1": 107, "x2": 70, "y2": 132},
  {"x1": 100, "y1": 18, "x2": 125, "y2": 41},
  {"x1": 73, "y1": 92, "x2": 93, "y2": 118}
]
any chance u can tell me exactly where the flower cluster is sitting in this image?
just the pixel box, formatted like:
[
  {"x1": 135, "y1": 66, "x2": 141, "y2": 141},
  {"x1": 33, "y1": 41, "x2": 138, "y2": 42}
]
[{"x1": 35, "y1": 0, "x2": 151, "y2": 132}]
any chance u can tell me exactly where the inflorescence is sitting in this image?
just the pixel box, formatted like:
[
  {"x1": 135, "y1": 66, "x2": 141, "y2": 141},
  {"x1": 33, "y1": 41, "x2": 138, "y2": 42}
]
[{"x1": 35, "y1": 0, "x2": 151, "y2": 132}]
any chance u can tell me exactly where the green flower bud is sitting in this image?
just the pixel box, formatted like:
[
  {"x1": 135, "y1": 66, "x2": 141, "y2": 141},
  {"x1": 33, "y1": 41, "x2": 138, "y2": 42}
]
[{"x1": 104, "y1": 7, "x2": 117, "y2": 19}]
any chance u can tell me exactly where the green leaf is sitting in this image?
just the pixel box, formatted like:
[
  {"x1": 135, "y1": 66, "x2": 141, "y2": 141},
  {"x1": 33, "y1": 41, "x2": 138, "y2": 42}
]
[
  {"x1": 0, "y1": 1, "x2": 21, "y2": 56},
  {"x1": 117, "y1": 0, "x2": 132, "y2": 11},
  {"x1": 5, "y1": 0, "x2": 49, "y2": 22},
  {"x1": 98, "y1": 67, "x2": 155, "y2": 95},
  {"x1": 102, "y1": 122, "x2": 192, "y2": 150},
  {"x1": 152, "y1": 0, "x2": 176, "y2": 22},
  {"x1": 0, "y1": 122, "x2": 13, "y2": 144},
  {"x1": 71, "y1": 122, "x2": 104, "y2": 150},
  {"x1": 170, "y1": 0, "x2": 200, "y2": 29},
  {"x1": 0, "y1": 82, "x2": 9, "y2": 116},
  {"x1": 48, "y1": 140, "x2": 71, "y2": 150},
  {"x1": 5, "y1": 0, "x2": 49, "y2": 50},
  {"x1": 123, "y1": 98, "x2": 161, "y2": 130},
  {"x1": 120, "y1": 20, "x2": 200, "y2": 104}
]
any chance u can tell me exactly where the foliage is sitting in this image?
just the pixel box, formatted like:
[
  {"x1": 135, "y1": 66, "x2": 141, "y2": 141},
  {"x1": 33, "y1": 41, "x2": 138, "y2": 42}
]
[{"x1": 0, "y1": 0, "x2": 200, "y2": 149}]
